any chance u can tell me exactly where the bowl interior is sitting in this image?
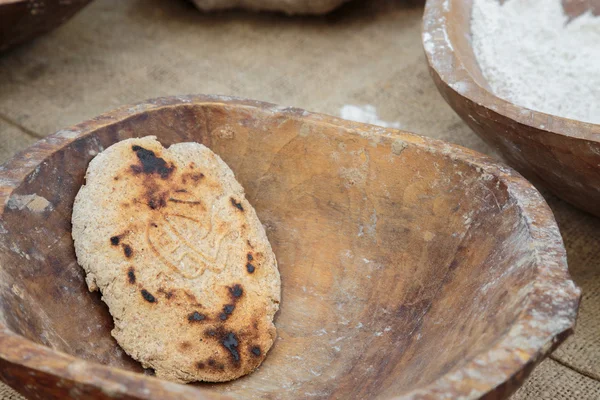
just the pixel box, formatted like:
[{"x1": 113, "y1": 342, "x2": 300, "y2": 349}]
[{"x1": 0, "y1": 102, "x2": 538, "y2": 398}]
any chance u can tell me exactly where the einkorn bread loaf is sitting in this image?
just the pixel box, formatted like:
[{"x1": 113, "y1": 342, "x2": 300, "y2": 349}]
[{"x1": 72, "y1": 136, "x2": 281, "y2": 383}]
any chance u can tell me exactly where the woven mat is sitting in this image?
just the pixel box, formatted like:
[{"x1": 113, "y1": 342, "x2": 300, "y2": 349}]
[{"x1": 0, "y1": 0, "x2": 598, "y2": 398}]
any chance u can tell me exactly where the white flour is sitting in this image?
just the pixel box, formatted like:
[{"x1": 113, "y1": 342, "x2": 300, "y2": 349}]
[
  {"x1": 339, "y1": 105, "x2": 402, "y2": 128},
  {"x1": 471, "y1": 0, "x2": 600, "y2": 125}
]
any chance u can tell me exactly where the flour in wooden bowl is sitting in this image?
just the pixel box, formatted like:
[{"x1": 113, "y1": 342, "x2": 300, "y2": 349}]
[{"x1": 471, "y1": 0, "x2": 600, "y2": 124}]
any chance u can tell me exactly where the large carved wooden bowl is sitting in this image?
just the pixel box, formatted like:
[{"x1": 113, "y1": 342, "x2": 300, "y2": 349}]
[
  {"x1": 0, "y1": 0, "x2": 91, "y2": 52},
  {"x1": 0, "y1": 96, "x2": 580, "y2": 399},
  {"x1": 423, "y1": 0, "x2": 600, "y2": 217}
]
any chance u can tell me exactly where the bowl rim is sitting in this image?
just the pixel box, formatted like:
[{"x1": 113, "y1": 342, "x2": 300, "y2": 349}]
[
  {"x1": 422, "y1": 0, "x2": 600, "y2": 141},
  {"x1": 0, "y1": 0, "x2": 92, "y2": 52},
  {"x1": 0, "y1": 95, "x2": 581, "y2": 399}
]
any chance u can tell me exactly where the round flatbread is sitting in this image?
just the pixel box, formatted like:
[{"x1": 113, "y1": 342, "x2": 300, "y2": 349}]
[{"x1": 72, "y1": 136, "x2": 280, "y2": 383}]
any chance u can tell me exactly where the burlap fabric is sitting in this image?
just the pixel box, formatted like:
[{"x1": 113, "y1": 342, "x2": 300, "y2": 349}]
[{"x1": 0, "y1": 0, "x2": 598, "y2": 398}]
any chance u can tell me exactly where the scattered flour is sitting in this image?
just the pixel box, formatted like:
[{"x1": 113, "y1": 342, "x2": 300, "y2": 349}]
[
  {"x1": 340, "y1": 104, "x2": 402, "y2": 128},
  {"x1": 471, "y1": 0, "x2": 600, "y2": 124}
]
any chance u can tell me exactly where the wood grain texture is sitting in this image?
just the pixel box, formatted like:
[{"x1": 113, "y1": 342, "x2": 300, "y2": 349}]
[
  {"x1": 0, "y1": 96, "x2": 580, "y2": 399},
  {"x1": 423, "y1": 0, "x2": 600, "y2": 217},
  {"x1": 0, "y1": 0, "x2": 91, "y2": 52}
]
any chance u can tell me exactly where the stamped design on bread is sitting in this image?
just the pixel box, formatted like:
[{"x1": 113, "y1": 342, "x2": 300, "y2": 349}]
[
  {"x1": 146, "y1": 204, "x2": 236, "y2": 279},
  {"x1": 126, "y1": 143, "x2": 243, "y2": 279}
]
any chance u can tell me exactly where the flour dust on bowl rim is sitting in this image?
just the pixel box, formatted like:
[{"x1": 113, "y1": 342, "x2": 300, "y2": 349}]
[{"x1": 0, "y1": 95, "x2": 581, "y2": 399}]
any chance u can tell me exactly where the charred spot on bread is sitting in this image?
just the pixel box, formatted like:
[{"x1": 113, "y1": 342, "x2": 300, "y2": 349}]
[
  {"x1": 218, "y1": 302, "x2": 236, "y2": 321},
  {"x1": 229, "y1": 284, "x2": 243, "y2": 299},
  {"x1": 188, "y1": 311, "x2": 207, "y2": 323},
  {"x1": 110, "y1": 236, "x2": 121, "y2": 246},
  {"x1": 127, "y1": 267, "x2": 136, "y2": 284},
  {"x1": 123, "y1": 244, "x2": 133, "y2": 258},
  {"x1": 223, "y1": 304, "x2": 235, "y2": 318},
  {"x1": 207, "y1": 358, "x2": 225, "y2": 370},
  {"x1": 204, "y1": 328, "x2": 241, "y2": 363},
  {"x1": 230, "y1": 198, "x2": 244, "y2": 211},
  {"x1": 205, "y1": 329, "x2": 217, "y2": 338},
  {"x1": 246, "y1": 263, "x2": 255, "y2": 273},
  {"x1": 141, "y1": 289, "x2": 156, "y2": 303},
  {"x1": 130, "y1": 145, "x2": 174, "y2": 179},
  {"x1": 222, "y1": 332, "x2": 240, "y2": 362},
  {"x1": 247, "y1": 253, "x2": 253, "y2": 261},
  {"x1": 251, "y1": 346, "x2": 261, "y2": 357},
  {"x1": 146, "y1": 189, "x2": 168, "y2": 210}
]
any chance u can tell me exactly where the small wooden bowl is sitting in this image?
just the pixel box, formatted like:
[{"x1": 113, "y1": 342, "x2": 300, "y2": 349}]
[
  {"x1": 0, "y1": 0, "x2": 91, "y2": 52},
  {"x1": 423, "y1": 0, "x2": 600, "y2": 216},
  {"x1": 0, "y1": 96, "x2": 580, "y2": 399}
]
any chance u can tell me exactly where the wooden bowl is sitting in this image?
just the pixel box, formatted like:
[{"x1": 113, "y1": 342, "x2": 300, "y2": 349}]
[
  {"x1": 0, "y1": 96, "x2": 580, "y2": 399},
  {"x1": 0, "y1": 0, "x2": 91, "y2": 52},
  {"x1": 423, "y1": 0, "x2": 600, "y2": 217}
]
